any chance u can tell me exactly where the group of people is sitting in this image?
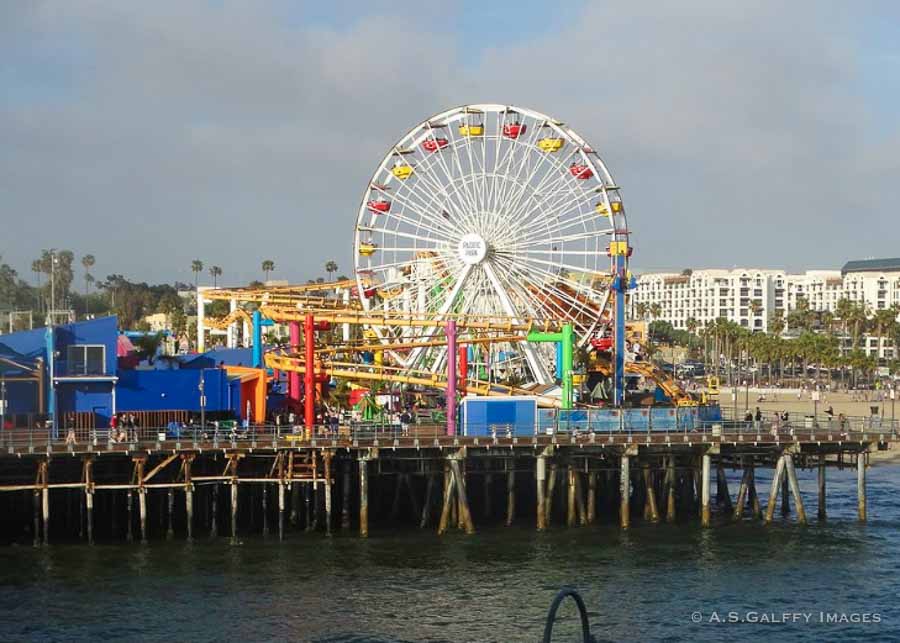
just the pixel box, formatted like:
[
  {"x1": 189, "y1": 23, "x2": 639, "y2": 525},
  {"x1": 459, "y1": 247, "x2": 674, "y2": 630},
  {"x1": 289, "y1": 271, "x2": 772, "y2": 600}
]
[{"x1": 108, "y1": 413, "x2": 140, "y2": 443}]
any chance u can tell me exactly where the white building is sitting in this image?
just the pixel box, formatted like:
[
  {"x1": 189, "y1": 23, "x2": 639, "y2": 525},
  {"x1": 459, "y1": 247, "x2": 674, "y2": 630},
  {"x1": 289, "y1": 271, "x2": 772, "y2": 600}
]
[{"x1": 630, "y1": 258, "x2": 900, "y2": 359}]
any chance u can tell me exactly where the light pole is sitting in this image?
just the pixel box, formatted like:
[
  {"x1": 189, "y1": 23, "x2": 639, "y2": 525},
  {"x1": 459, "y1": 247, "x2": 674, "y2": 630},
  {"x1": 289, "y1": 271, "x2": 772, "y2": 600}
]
[
  {"x1": 198, "y1": 373, "x2": 206, "y2": 429},
  {"x1": 891, "y1": 386, "x2": 896, "y2": 435}
]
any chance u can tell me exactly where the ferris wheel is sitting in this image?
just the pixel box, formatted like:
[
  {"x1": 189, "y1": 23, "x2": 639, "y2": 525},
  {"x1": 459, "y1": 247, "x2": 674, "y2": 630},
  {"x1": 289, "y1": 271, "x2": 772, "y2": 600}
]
[{"x1": 353, "y1": 104, "x2": 630, "y2": 385}]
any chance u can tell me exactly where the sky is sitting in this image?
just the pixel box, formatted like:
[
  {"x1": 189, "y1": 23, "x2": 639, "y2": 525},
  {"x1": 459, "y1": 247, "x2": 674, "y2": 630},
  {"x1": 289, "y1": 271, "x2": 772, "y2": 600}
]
[{"x1": 2, "y1": 0, "x2": 899, "y2": 287}]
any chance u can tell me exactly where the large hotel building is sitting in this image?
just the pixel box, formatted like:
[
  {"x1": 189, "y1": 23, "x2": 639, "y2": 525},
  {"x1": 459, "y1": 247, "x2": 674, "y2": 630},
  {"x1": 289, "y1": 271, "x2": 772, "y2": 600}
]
[{"x1": 630, "y1": 258, "x2": 900, "y2": 360}]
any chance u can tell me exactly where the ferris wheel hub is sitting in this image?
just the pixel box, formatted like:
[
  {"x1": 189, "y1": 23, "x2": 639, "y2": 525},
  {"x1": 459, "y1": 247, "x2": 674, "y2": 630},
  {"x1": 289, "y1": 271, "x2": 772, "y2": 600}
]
[{"x1": 457, "y1": 232, "x2": 489, "y2": 265}]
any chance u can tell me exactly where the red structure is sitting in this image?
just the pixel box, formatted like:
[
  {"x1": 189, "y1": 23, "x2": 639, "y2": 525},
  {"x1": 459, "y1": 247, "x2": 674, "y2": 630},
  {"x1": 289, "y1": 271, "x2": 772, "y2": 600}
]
[
  {"x1": 502, "y1": 122, "x2": 526, "y2": 139},
  {"x1": 458, "y1": 346, "x2": 468, "y2": 397},
  {"x1": 422, "y1": 137, "x2": 449, "y2": 152},
  {"x1": 569, "y1": 163, "x2": 594, "y2": 179}
]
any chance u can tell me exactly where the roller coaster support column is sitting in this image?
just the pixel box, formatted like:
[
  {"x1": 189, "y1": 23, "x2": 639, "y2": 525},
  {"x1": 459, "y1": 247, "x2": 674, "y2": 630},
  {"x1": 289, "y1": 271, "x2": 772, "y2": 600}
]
[
  {"x1": 304, "y1": 314, "x2": 316, "y2": 431},
  {"x1": 447, "y1": 321, "x2": 457, "y2": 436},
  {"x1": 526, "y1": 324, "x2": 574, "y2": 410},
  {"x1": 289, "y1": 322, "x2": 301, "y2": 407},
  {"x1": 252, "y1": 310, "x2": 262, "y2": 368}
]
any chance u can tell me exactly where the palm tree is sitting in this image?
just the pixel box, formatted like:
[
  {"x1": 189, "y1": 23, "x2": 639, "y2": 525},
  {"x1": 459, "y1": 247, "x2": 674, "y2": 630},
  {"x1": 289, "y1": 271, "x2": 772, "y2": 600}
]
[
  {"x1": 686, "y1": 317, "x2": 699, "y2": 336},
  {"x1": 325, "y1": 260, "x2": 338, "y2": 281},
  {"x1": 209, "y1": 266, "x2": 223, "y2": 288},
  {"x1": 649, "y1": 303, "x2": 662, "y2": 321},
  {"x1": 191, "y1": 259, "x2": 204, "y2": 289},
  {"x1": 81, "y1": 254, "x2": 95, "y2": 314},
  {"x1": 262, "y1": 259, "x2": 275, "y2": 282}
]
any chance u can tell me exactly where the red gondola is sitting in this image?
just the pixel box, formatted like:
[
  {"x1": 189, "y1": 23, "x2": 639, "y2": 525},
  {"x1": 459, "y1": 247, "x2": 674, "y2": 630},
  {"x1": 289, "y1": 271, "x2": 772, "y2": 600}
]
[
  {"x1": 569, "y1": 163, "x2": 593, "y2": 179},
  {"x1": 591, "y1": 337, "x2": 613, "y2": 351},
  {"x1": 366, "y1": 199, "x2": 391, "y2": 213},
  {"x1": 422, "y1": 137, "x2": 449, "y2": 153},
  {"x1": 502, "y1": 122, "x2": 526, "y2": 139}
]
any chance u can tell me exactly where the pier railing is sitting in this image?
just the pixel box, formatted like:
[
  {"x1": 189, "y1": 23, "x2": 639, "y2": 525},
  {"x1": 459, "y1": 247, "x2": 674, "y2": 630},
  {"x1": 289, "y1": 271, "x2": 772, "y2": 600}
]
[{"x1": 2, "y1": 414, "x2": 896, "y2": 456}]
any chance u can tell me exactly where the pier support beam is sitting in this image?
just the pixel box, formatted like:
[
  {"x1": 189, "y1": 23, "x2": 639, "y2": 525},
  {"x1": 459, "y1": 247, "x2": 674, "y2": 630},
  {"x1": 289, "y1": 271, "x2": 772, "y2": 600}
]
[
  {"x1": 449, "y1": 457, "x2": 475, "y2": 535},
  {"x1": 359, "y1": 458, "x2": 369, "y2": 538},
  {"x1": 784, "y1": 454, "x2": 807, "y2": 525},
  {"x1": 38, "y1": 460, "x2": 49, "y2": 546},
  {"x1": 230, "y1": 481, "x2": 238, "y2": 544},
  {"x1": 183, "y1": 455, "x2": 194, "y2": 542},
  {"x1": 545, "y1": 461, "x2": 558, "y2": 525},
  {"x1": 643, "y1": 467, "x2": 660, "y2": 523},
  {"x1": 33, "y1": 490, "x2": 40, "y2": 547},
  {"x1": 665, "y1": 457, "x2": 676, "y2": 523},
  {"x1": 857, "y1": 452, "x2": 867, "y2": 523},
  {"x1": 748, "y1": 463, "x2": 761, "y2": 520},
  {"x1": 126, "y1": 489, "x2": 134, "y2": 542},
  {"x1": 261, "y1": 484, "x2": 269, "y2": 537},
  {"x1": 817, "y1": 457, "x2": 827, "y2": 521},
  {"x1": 586, "y1": 471, "x2": 596, "y2": 525},
  {"x1": 781, "y1": 474, "x2": 790, "y2": 517},
  {"x1": 733, "y1": 461, "x2": 751, "y2": 521},
  {"x1": 438, "y1": 462, "x2": 454, "y2": 535},
  {"x1": 278, "y1": 482, "x2": 285, "y2": 541},
  {"x1": 619, "y1": 453, "x2": 630, "y2": 529},
  {"x1": 700, "y1": 454, "x2": 711, "y2": 528},
  {"x1": 83, "y1": 458, "x2": 94, "y2": 545},
  {"x1": 716, "y1": 464, "x2": 732, "y2": 513},
  {"x1": 536, "y1": 451, "x2": 548, "y2": 531},
  {"x1": 567, "y1": 464, "x2": 577, "y2": 528},
  {"x1": 505, "y1": 463, "x2": 515, "y2": 527},
  {"x1": 342, "y1": 461, "x2": 352, "y2": 530},
  {"x1": 421, "y1": 473, "x2": 435, "y2": 529},
  {"x1": 483, "y1": 473, "x2": 492, "y2": 520},
  {"x1": 138, "y1": 488, "x2": 147, "y2": 544},
  {"x1": 211, "y1": 483, "x2": 219, "y2": 538},
  {"x1": 167, "y1": 489, "x2": 175, "y2": 540},
  {"x1": 324, "y1": 452, "x2": 333, "y2": 536},
  {"x1": 764, "y1": 455, "x2": 787, "y2": 524}
]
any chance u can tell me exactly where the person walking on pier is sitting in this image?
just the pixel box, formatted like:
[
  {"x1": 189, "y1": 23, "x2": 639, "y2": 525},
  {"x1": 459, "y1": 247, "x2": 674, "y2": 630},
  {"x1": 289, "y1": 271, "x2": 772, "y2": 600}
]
[{"x1": 754, "y1": 407, "x2": 762, "y2": 432}]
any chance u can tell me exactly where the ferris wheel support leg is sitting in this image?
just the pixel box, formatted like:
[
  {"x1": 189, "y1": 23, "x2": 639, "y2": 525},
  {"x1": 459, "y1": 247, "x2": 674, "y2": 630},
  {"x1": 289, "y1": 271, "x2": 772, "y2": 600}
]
[{"x1": 614, "y1": 255, "x2": 627, "y2": 407}]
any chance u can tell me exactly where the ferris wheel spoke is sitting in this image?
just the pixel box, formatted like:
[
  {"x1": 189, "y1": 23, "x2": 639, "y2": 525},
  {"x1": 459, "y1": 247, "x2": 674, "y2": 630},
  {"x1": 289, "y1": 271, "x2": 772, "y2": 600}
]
[
  {"x1": 482, "y1": 262, "x2": 552, "y2": 384},
  {"x1": 406, "y1": 149, "x2": 477, "y2": 228}
]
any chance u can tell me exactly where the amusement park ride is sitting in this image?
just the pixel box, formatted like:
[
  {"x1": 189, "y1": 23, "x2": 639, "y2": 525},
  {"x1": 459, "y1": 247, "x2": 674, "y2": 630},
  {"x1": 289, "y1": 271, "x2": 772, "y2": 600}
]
[{"x1": 198, "y1": 104, "x2": 700, "y2": 431}]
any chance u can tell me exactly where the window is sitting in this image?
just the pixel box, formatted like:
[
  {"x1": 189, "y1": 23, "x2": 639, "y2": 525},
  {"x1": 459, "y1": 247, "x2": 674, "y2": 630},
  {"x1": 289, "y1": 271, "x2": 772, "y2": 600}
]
[{"x1": 67, "y1": 345, "x2": 105, "y2": 376}]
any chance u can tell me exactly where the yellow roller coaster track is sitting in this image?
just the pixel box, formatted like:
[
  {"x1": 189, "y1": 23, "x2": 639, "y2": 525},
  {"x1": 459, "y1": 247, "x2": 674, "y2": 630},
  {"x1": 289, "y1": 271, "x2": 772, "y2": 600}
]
[{"x1": 264, "y1": 352, "x2": 563, "y2": 408}]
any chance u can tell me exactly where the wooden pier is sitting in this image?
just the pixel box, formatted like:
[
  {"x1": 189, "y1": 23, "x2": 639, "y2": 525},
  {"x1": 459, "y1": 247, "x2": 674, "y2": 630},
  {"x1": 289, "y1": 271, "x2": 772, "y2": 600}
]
[{"x1": 0, "y1": 425, "x2": 891, "y2": 544}]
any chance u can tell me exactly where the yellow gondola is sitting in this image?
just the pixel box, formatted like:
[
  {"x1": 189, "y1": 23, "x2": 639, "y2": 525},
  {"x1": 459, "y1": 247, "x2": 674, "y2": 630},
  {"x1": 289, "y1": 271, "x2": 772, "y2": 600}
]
[
  {"x1": 537, "y1": 137, "x2": 564, "y2": 152},
  {"x1": 459, "y1": 124, "x2": 484, "y2": 137},
  {"x1": 392, "y1": 164, "x2": 414, "y2": 180},
  {"x1": 358, "y1": 242, "x2": 377, "y2": 257},
  {"x1": 595, "y1": 201, "x2": 623, "y2": 216}
]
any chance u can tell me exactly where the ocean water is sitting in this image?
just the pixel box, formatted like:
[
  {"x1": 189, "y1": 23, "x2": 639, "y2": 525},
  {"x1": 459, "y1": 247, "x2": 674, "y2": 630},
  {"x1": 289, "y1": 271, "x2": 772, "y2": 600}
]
[{"x1": 0, "y1": 465, "x2": 897, "y2": 642}]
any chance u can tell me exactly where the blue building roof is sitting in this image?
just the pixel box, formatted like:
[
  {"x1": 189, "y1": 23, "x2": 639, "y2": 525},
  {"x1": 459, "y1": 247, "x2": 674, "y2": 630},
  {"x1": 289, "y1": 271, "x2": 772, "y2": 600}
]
[
  {"x1": 178, "y1": 347, "x2": 254, "y2": 369},
  {"x1": 841, "y1": 258, "x2": 900, "y2": 275}
]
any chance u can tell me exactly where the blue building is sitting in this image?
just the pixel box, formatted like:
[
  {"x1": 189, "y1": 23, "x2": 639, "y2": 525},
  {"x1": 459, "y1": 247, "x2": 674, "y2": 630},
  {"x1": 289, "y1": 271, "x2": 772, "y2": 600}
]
[{"x1": 0, "y1": 316, "x2": 248, "y2": 432}]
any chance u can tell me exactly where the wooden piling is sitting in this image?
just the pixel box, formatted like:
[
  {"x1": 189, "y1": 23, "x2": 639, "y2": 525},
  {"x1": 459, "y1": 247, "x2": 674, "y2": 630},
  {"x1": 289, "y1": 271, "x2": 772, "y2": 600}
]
[
  {"x1": 619, "y1": 454, "x2": 630, "y2": 529},
  {"x1": 278, "y1": 482, "x2": 285, "y2": 541},
  {"x1": 210, "y1": 483, "x2": 218, "y2": 538},
  {"x1": 32, "y1": 490, "x2": 40, "y2": 547},
  {"x1": 857, "y1": 452, "x2": 867, "y2": 523},
  {"x1": 138, "y1": 487, "x2": 147, "y2": 544},
  {"x1": 405, "y1": 474, "x2": 420, "y2": 524},
  {"x1": 665, "y1": 457, "x2": 676, "y2": 523},
  {"x1": 700, "y1": 454, "x2": 711, "y2": 528},
  {"x1": 817, "y1": 457, "x2": 826, "y2": 521},
  {"x1": 748, "y1": 463, "x2": 761, "y2": 520},
  {"x1": 644, "y1": 467, "x2": 660, "y2": 523},
  {"x1": 505, "y1": 464, "x2": 515, "y2": 527},
  {"x1": 764, "y1": 455, "x2": 787, "y2": 524},
  {"x1": 450, "y1": 458, "x2": 475, "y2": 535},
  {"x1": 781, "y1": 473, "x2": 790, "y2": 517},
  {"x1": 575, "y1": 469, "x2": 587, "y2": 526},
  {"x1": 184, "y1": 455, "x2": 194, "y2": 541},
  {"x1": 84, "y1": 458, "x2": 94, "y2": 545},
  {"x1": 342, "y1": 460, "x2": 352, "y2": 530},
  {"x1": 586, "y1": 471, "x2": 596, "y2": 525},
  {"x1": 359, "y1": 458, "x2": 369, "y2": 538},
  {"x1": 167, "y1": 488, "x2": 175, "y2": 540},
  {"x1": 483, "y1": 473, "x2": 492, "y2": 520},
  {"x1": 536, "y1": 454, "x2": 547, "y2": 531},
  {"x1": 40, "y1": 460, "x2": 49, "y2": 546},
  {"x1": 733, "y1": 461, "x2": 751, "y2": 521},
  {"x1": 784, "y1": 454, "x2": 807, "y2": 525},
  {"x1": 545, "y1": 461, "x2": 558, "y2": 524},
  {"x1": 420, "y1": 473, "x2": 435, "y2": 529},
  {"x1": 566, "y1": 464, "x2": 577, "y2": 528},
  {"x1": 230, "y1": 481, "x2": 238, "y2": 543},
  {"x1": 324, "y1": 452, "x2": 333, "y2": 536},
  {"x1": 290, "y1": 481, "x2": 299, "y2": 526},
  {"x1": 126, "y1": 489, "x2": 134, "y2": 542},
  {"x1": 261, "y1": 484, "x2": 269, "y2": 537},
  {"x1": 716, "y1": 464, "x2": 733, "y2": 513},
  {"x1": 437, "y1": 462, "x2": 454, "y2": 535}
]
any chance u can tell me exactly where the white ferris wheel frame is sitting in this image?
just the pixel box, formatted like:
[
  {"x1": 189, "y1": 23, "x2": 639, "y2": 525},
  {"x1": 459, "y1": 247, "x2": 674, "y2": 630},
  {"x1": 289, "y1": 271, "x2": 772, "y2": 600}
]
[{"x1": 352, "y1": 103, "x2": 629, "y2": 385}]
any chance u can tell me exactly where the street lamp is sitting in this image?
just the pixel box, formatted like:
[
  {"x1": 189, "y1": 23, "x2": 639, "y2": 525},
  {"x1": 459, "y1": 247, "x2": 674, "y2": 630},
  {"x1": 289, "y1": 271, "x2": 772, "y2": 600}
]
[{"x1": 198, "y1": 373, "x2": 206, "y2": 430}]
